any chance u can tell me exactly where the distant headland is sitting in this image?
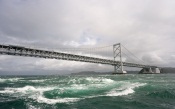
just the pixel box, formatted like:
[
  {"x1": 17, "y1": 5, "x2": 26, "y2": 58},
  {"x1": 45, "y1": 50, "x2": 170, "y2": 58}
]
[{"x1": 71, "y1": 67, "x2": 175, "y2": 75}]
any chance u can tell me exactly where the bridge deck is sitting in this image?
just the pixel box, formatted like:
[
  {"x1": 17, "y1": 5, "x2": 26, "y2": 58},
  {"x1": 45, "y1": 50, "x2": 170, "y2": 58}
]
[{"x1": 0, "y1": 44, "x2": 157, "y2": 68}]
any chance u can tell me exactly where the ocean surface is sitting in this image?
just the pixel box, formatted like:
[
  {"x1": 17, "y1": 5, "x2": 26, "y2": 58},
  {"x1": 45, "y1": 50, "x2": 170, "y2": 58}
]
[{"x1": 0, "y1": 74, "x2": 175, "y2": 109}]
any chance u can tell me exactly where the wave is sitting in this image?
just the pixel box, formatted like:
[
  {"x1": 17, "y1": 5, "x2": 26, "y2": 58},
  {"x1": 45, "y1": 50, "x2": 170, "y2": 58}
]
[
  {"x1": 147, "y1": 90, "x2": 175, "y2": 99},
  {"x1": 85, "y1": 77, "x2": 114, "y2": 83},
  {"x1": 37, "y1": 96, "x2": 80, "y2": 104},
  {"x1": 66, "y1": 77, "x2": 114, "y2": 85},
  {"x1": 0, "y1": 85, "x2": 81, "y2": 103},
  {"x1": 0, "y1": 78, "x2": 23, "y2": 83},
  {"x1": 106, "y1": 88, "x2": 134, "y2": 96},
  {"x1": 26, "y1": 104, "x2": 40, "y2": 109},
  {"x1": 0, "y1": 86, "x2": 54, "y2": 94},
  {"x1": 106, "y1": 82, "x2": 146, "y2": 96},
  {"x1": 0, "y1": 77, "x2": 147, "y2": 104},
  {"x1": 28, "y1": 80, "x2": 46, "y2": 83}
]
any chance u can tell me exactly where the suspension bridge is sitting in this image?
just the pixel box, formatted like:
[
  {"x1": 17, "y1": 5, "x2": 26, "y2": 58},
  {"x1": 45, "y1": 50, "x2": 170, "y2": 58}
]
[{"x1": 0, "y1": 43, "x2": 160, "y2": 74}]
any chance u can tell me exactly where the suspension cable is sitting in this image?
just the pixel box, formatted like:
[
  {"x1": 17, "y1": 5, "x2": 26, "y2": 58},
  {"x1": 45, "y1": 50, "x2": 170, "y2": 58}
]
[
  {"x1": 121, "y1": 51, "x2": 138, "y2": 63},
  {"x1": 121, "y1": 44, "x2": 145, "y2": 64}
]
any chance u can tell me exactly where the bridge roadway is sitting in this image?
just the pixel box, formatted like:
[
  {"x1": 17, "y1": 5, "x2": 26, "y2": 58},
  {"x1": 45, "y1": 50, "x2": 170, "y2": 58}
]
[{"x1": 0, "y1": 44, "x2": 157, "y2": 68}]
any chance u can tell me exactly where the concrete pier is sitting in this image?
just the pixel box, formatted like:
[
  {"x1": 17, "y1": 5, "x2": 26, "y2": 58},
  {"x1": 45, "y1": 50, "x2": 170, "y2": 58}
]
[
  {"x1": 139, "y1": 68, "x2": 160, "y2": 74},
  {"x1": 112, "y1": 70, "x2": 127, "y2": 74}
]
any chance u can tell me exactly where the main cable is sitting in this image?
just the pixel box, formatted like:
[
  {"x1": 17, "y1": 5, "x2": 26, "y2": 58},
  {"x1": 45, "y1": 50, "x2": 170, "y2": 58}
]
[{"x1": 121, "y1": 44, "x2": 146, "y2": 64}]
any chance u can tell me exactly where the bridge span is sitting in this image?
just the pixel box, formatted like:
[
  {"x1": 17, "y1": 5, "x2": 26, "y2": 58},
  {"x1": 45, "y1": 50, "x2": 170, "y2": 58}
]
[{"x1": 0, "y1": 44, "x2": 160, "y2": 74}]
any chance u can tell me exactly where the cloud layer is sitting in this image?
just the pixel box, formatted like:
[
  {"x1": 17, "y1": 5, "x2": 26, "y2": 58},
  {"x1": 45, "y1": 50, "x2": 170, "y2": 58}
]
[{"x1": 0, "y1": 0, "x2": 175, "y2": 74}]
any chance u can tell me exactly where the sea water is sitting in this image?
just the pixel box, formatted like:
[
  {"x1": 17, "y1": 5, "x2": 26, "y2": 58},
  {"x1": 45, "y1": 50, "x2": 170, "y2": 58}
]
[{"x1": 0, "y1": 74, "x2": 175, "y2": 109}]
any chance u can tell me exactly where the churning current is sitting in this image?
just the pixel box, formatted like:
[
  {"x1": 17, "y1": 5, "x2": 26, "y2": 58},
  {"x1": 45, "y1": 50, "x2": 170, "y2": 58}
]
[{"x1": 0, "y1": 74, "x2": 175, "y2": 109}]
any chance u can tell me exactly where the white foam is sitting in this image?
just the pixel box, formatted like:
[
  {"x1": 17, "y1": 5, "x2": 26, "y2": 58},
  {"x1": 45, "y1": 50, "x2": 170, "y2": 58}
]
[
  {"x1": 85, "y1": 77, "x2": 114, "y2": 83},
  {"x1": 0, "y1": 78, "x2": 22, "y2": 83},
  {"x1": 37, "y1": 95, "x2": 80, "y2": 104},
  {"x1": 26, "y1": 104, "x2": 41, "y2": 109},
  {"x1": 128, "y1": 82, "x2": 146, "y2": 89},
  {"x1": 70, "y1": 78, "x2": 115, "y2": 91},
  {"x1": 0, "y1": 77, "x2": 147, "y2": 104},
  {"x1": 70, "y1": 84, "x2": 87, "y2": 90},
  {"x1": 0, "y1": 78, "x2": 6, "y2": 82},
  {"x1": 106, "y1": 82, "x2": 146, "y2": 96},
  {"x1": 0, "y1": 85, "x2": 80, "y2": 104},
  {"x1": 106, "y1": 88, "x2": 134, "y2": 96},
  {"x1": 0, "y1": 85, "x2": 55, "y2": 99},
  {"x1": 0, "y1": 90, "x2": 15, "y2": 94},
  {"x1": 29, "y1": 80, "x2": 45, "y2": 83},
  {"x1": 67, "y1": 78, "x2": 77, "y2": 84},
  {"x1": 2, "y1": 86, "x2": 54, "y2": 94},
  {"x1": 104, "y1": 78, "x2": 114, "y2": 83},
  {"x1": 83, "y1": 83, "x2": 141, "y2": 98}
]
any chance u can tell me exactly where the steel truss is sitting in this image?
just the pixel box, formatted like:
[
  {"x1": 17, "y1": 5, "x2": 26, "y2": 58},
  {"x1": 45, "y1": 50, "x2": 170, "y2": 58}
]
[
  {"x1": 113, "y1": 43, "x2": 124, "y2": 72},
  {"x1": 0, "y1": 44, "x2": 157, "y2": 68}
]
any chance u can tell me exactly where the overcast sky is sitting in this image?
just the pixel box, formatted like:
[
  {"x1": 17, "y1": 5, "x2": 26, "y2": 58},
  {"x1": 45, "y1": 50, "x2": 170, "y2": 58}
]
[{"x1": 0, "y1": 0, "x2": 175, "y2": 75}]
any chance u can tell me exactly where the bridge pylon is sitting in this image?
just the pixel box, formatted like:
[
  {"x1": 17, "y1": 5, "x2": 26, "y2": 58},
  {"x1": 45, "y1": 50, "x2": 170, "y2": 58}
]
[{"x1": 113, "y1": 43, "x2": 127, "y2": 74}]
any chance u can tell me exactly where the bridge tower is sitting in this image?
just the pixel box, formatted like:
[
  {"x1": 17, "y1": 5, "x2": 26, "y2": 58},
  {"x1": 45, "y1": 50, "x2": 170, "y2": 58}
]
[{"x1": 113, "y1": 43, "x2": 127, "y2": 74}]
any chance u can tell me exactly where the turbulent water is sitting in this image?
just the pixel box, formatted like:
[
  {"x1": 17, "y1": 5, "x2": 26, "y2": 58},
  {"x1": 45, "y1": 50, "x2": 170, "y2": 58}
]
[{"x1": 0, "y1": 74, "x2": 175, "y2": 109}]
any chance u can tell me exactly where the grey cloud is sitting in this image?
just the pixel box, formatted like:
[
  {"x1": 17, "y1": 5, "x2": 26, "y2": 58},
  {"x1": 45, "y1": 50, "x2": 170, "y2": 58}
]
[{"x1": 0, "y1": 0, "x2": 175, "y2": 74}]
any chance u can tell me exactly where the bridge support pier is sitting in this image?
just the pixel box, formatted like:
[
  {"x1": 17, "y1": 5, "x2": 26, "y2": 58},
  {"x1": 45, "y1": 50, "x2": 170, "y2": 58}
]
[
  {"x1": 113, "y1": 43, "x2": 127, "y2": 74},
  {"x1": 139, "y1": 67, "x2": 160, "y2": 74},
  {"x1": 112, "y1": 65, "x2": 127, "y2": 74}
]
